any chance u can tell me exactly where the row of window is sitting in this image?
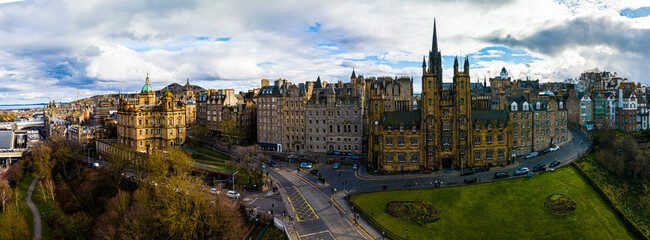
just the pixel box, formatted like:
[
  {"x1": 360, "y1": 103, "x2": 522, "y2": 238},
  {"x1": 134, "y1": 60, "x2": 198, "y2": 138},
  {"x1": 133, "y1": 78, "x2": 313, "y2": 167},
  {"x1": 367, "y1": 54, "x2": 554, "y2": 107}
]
[
  {"x1": 474, "y1": 149, "x2": 505, "y2": 161},
  {"x1": 385, "y1": 152, "x2": 419, "y2": 163},
  {"x1": 473, "y1": 134, "x2": 505, "y2": 145},
  {"x1": 385, "y1": 137, "x2": 419, "y2": 146}
]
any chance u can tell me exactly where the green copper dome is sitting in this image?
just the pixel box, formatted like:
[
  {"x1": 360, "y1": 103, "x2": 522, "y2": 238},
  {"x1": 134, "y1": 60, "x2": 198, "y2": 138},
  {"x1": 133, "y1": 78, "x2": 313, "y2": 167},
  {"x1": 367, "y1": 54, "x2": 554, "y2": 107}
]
[{"x1": 141, "y1": 74, "x2": 154, "y2": 93}]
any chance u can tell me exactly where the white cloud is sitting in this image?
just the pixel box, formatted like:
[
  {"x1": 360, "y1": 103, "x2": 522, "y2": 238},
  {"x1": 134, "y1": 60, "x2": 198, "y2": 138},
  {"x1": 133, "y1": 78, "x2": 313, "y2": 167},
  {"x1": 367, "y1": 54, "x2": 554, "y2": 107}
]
[{"x1": 0, "y1": 0, "x2": 647, "y2": 104}]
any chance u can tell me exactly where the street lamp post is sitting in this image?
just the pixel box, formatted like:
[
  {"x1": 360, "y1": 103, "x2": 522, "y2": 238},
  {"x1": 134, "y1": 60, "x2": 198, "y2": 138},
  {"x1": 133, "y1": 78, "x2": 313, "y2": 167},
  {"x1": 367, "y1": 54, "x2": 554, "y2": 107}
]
[
  {"x1": 232, "y1": 171, "x2": 238, "y2": 191},
  {"x1": 406, "y1": 229, "x2": 409, "y2": 239}
]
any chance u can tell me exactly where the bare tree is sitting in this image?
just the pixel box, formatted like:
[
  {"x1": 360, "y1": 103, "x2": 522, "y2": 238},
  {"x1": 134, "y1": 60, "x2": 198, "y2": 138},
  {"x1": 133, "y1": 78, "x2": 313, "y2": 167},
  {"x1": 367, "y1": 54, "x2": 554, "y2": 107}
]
[
  {"x1": 13, "y1": 187, "x2": 21, "y2": 211},
  {"x1": 45, "y1": 177, "x2": 56, "y2": 202},
  {"x1": 218, "y1": 118, "x2": 239, "y2": 160},
  {"x1": 0, "y1": 180, "x2": 11, "y2": 212},
  {"x1": 234, "y1": 145, "x2": 269, "y2": 173},
  {"x1": 38, "y1": 180, "x2": 47, "y2": 202}
]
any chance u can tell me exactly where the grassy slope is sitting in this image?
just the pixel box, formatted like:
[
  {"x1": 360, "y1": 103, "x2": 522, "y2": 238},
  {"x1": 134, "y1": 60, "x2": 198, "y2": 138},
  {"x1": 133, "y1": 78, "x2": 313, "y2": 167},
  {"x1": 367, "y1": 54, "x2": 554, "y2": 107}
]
[
  {"x1": 352, "y1": 166, "x2": 635, "y2": 240},
  {"x1": 31, "y1": 180, "x2": 64, "y2": 239},
  {"x1": 576, "y1": 153, "x2": 650, "y2": 237},
  {"x1": 0, "y1": 174, "x2": 36, "y2": 240}
]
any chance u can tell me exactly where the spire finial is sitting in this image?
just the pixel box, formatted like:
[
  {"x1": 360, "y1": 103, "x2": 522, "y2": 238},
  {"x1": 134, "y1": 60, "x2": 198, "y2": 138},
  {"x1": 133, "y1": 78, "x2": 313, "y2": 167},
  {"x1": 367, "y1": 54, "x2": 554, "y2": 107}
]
[
  {"x1": 432, "y1": 18, "x2": 438, "y2": 52},
  {"x1": 422, "y1": 56, "x2": 426, "y2": 68},
  {"x1": 351, "y1": 67, "x2": 356, "y2": 79}
]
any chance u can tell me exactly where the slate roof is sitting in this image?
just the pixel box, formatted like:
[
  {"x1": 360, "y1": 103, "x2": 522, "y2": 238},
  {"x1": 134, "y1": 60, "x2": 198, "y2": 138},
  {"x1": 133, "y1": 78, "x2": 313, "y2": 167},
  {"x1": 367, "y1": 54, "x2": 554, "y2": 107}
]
[
  {"x1": 383, "y1": 110, "x2": 421, "y2": 128},
  {"x1": 471, "y1": 110, "x2": 508, "y2": 123}
]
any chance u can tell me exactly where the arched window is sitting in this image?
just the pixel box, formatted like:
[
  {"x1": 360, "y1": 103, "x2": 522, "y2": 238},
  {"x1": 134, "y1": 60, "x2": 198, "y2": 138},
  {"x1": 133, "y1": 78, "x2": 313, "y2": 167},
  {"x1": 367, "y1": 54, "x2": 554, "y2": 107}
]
[
  {"x1": 523, "y1": 102, "x2": 529, "y2": 111},
  {"x1": 511, "y1": 102, "x2": 518, "y2": 111},
  {"x1": 536, "y1": 102, "x2": 541, "y2": 109},
  {"x1": 559, "y1": 101, "x2": 564, "y2": 109}
]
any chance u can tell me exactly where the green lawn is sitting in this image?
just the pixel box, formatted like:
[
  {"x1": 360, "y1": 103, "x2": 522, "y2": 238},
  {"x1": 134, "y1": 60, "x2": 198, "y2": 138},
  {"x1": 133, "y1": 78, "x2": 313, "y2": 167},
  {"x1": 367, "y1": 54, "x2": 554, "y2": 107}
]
[
  {"x1": 352, "y1": 166, "x2": 636, "y2": 240},
  {"x1": 182, "y1": 141, "x2": 229, "y2": 160},
  {"x1": 0, "y1": 174, "x2": 36, "y2": 240}
]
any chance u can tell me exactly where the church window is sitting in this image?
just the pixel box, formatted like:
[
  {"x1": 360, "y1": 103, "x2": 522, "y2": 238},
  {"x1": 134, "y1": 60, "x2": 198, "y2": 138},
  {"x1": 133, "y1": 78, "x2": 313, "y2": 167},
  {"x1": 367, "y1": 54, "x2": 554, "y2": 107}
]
[{"x1": 428, "y1": 81, "x2": 431, "y2": 88}]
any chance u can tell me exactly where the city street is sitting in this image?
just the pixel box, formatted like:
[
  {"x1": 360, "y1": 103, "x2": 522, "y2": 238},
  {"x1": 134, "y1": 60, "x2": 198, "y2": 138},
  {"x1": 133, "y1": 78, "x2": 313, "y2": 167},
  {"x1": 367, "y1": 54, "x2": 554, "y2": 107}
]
[{"x1": 255, "y1": 126, "x2": 591, "y2": 239}]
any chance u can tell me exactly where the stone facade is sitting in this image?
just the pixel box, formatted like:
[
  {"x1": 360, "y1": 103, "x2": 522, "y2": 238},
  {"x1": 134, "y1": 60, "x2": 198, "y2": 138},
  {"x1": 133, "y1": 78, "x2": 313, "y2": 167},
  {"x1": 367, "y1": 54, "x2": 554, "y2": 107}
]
[
  {"x1": 305, "y1": 80, "x2": 363, "y2": 154},
  {"x1": 117, "y1": 75, "x2": 186, "y2": 152}
]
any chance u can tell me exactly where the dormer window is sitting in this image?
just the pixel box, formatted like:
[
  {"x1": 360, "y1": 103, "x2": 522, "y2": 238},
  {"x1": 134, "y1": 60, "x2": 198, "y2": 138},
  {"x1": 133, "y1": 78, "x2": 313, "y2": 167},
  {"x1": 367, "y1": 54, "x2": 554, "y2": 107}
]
[
  {"x1": 487, "y1": 123, "x2": 492, "y2": 131},
  {"x1": 523, "y1": 102, "x2": 529, "y2": 111},
  {"x1": 511, "y1": 102, "x2": 518, "y2": 111},
  {"x1": 559, "y1": 102, "x2": 564, "y2": 109},
  {"x1": 387, "y1": 125, "x2": 392, "y2": 133},
  {"x1": 400, "y1": 125, "x2": 404, "y2": 133},
  {"x1": 475, "y1": 123, "x2": 480, "y2": 131},
  {"x1": 536, "y1": 102, "x2": 541, "y2": 109},
  {"x1": 412, "y1": 125, "x2": 417, "y2": 133}
]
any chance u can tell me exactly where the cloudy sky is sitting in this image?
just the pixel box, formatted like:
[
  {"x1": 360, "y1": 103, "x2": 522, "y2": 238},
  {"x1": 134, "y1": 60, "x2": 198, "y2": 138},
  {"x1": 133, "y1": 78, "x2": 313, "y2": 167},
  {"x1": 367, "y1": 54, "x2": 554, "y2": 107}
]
[{"x1": 0, "y1": 0, "x2": 649, "y2": 104}]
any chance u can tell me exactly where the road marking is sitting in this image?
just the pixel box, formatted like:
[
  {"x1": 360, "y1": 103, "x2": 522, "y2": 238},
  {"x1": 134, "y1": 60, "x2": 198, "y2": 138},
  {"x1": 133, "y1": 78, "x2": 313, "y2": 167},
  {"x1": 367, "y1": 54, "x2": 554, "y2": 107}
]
[
  {"x1": 330, "y1": 192, "x2": 374, "y2": 240},
  {"x1": 286, "y1": 186, "x2": 319, "y2": 222},
  {"x1": 299, "y1": 230, "x2": 333, "y2": 238}
]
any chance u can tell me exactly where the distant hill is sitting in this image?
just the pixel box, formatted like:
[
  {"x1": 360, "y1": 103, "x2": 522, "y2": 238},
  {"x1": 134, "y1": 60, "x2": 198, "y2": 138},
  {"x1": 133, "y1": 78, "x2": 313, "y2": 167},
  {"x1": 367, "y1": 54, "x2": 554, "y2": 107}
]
[{"x1": 158, "y1": 83, "x2": 206, "y2": 95}]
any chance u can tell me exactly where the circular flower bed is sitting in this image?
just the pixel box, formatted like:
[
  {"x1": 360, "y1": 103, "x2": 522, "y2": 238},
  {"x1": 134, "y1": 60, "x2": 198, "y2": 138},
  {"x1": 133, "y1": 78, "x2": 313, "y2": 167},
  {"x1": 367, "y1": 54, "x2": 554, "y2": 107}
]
[
  {"x1": 385, "y1": 201, "x2": 441, "y2": 226},
  {"x1": 544, "y1": 193, "x2": 577, "y2": 216}
]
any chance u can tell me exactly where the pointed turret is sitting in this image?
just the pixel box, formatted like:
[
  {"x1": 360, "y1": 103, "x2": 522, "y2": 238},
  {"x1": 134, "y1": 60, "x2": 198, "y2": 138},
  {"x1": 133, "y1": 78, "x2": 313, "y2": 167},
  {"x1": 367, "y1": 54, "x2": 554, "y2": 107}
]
[
  {"x1": 351, "y1": 67, "x2": 356, "y2": 79},
  {"x1": 464, "y1": 56, "x2": 470, "y2": 73},
  {"x1": 453, "y1": 56, "x2": 459, "y2": 73},
  {"x1": 422, "y1": 56, "x2": 427, "y2": 73},
  {"x1": 432, "y1": 18, "x2": 438, "y2": 53}
]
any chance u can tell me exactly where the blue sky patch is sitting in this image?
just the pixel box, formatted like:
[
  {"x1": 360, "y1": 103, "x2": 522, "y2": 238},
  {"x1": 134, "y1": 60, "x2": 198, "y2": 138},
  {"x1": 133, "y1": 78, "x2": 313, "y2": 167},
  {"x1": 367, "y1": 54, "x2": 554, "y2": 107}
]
[
  {"x1": 620, "y1": 7, "x2": 650, "y2": 18},
  {"x1": 216, "y1": 37, "x2": 231, "y2": 41},
  {"x1": 306, "y1": 22, "x2": 322, "y2": 33},
  {"x1": 196, "y1": 36, "x2": 210, "y2": 41}
]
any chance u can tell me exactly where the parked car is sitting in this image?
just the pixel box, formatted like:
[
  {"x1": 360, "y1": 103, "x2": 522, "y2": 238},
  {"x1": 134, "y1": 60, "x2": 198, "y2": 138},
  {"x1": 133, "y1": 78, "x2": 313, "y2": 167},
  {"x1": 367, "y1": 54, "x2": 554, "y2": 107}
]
[
  {"x1": 300, "y1": 162, "x2": 312, "y2": 168},
  {"x1": 532, "y1": 163, "x2": 546, "y2": 172},
  {"x1": 494, "y1": 172, "x2": 509, "y2": 179},
  {"x1": 210, "y1": 188, "x2": 219, "y2": 194},
  {"x1": 514, "y1": 167, "x2": 530, "y2": 175},
  {"x1": 549, "y1": 145, "x2": 560, "y2": 152},
  {"x1": 268, "y1": 161, "x2": 277, "y2": 167},
  {"x1": 332, "y1": 162, "x2": 341, "y2": 169},
  {"x1": 524, "y1": 152, "x2": 538, "y2": 159},
  {"x1": 309, "y1": 169, "x2": 320, "y2": 176},
  {"x1": 352, "y1": 163, "x2": 358, "y2": 170},
  {"x1": 539, "y1": 149, "x2": 550, "y2": 156},
  {"x1": 550, "y1": 160, "x2": 561, "y2": 167},
  {"x1": 92, "y1": 162, "x2": 100, "y2": 168},
  {"x1": 464, "y1": 178, "x2": 477, "y2": 184},
  {"x1": 227, "y1": 190, "x2": 240, "y2": 199}
]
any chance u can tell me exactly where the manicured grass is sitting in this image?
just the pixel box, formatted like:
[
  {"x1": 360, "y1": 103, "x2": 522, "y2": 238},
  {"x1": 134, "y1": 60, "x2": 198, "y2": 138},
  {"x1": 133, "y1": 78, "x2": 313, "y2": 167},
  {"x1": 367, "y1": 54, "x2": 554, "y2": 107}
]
[
  {"x1": 182, "y1": 141, "x2": 229, "y2": 160},
  {"x1": 32, "y1": 180, "x2": 64, "y2": 239},
  {"x1": 352, "y1": 166, "x2": 636, "y2": 240}
]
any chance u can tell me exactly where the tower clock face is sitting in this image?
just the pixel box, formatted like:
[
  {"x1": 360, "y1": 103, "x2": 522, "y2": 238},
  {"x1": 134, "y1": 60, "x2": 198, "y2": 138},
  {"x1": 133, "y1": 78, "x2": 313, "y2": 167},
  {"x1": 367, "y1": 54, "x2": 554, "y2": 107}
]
[{"x1": 374, "y1": 120, "x2": 379, "y2": 125}]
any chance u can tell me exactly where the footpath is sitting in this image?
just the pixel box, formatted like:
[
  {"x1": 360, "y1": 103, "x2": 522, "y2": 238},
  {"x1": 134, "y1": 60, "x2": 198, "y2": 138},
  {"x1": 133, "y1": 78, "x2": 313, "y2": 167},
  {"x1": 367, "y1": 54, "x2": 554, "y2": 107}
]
[{"x1": 26, "y1": 177, "x2": 41, "y2": 240}]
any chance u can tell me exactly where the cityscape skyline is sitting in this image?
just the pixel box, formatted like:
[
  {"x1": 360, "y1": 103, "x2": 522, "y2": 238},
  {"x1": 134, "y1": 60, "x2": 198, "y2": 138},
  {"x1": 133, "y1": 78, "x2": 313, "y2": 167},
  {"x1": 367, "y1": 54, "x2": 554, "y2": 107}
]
[{"x1": 0, "y1": 0, "x2": 648, "y2": 105}]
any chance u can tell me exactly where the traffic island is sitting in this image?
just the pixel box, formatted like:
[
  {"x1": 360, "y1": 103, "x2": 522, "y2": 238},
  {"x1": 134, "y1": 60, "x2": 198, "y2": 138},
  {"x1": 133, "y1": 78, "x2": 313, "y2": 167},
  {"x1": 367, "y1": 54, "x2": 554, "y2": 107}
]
[
  {"x1": 385, "y1": 201, "x2": 441, "y2": 226},
  {"x1": 544, "y1": 193, "x2": 577, "y2": 216}
]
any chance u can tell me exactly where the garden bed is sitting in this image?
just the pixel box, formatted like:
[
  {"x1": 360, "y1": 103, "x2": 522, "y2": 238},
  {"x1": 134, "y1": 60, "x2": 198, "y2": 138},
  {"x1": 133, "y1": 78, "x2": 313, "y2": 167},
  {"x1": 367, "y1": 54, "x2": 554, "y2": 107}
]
[
  {"x1": 385, "y1": 201, "x2": 440, "y2": 226},
  {"x1": 544, "y1": 193, "x2": 577, "y2": 216}
]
